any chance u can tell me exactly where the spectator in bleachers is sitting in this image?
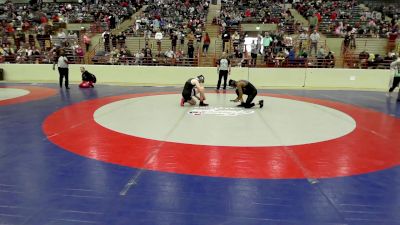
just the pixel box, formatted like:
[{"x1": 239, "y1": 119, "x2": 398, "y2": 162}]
[
  {"x1": 3, "y1": 44, "x2": 15, "y2": 57},
  {"x1": 171, "y1": 32, "x2": 178, "y2": 52},
  {"x1": 309, "y1": 29, "x2": 320, "y2": 57},
  {"x1": 374, "y1": 54, "x2": 385, "y2": 68},
  {"x1": 144, "y1": 27, "x2": 152, "y2": 41},
  {"x1": 202, "y1": 32, "x2": 210, "y2": 56},
  {"x1": 283, "y1": 35, "x2": 293, "y2": 51},
  {"x1": 324, "y1": 51, "x2": 335, "y2": 68},
  {"x1": 297, "y1": 29, "x2": 308, "y2": 51},
  {"x1": 262, "y1": 32, "x2": 273, "y2": 56},
  {"x1": 222, "y1": 29, "x2": 230, "y2": 52},
  {"x1": 195, "y1": 28, "x2": 202, "y2": 47},
  {"x1": 187, "y1": 41, "x2": 195, "y2": 59},
  {"x1": 144, "y1": 44, "x2": 153, "y2": 65},
  {"x1": 177, "y1": 29, "x2": 185, "y2": 50},
  {"x1": 119, "y1": 47, "x2": 132, "y2": 65},
  {"x1": 102, "y1": 30, "x2": 110, "y2": 52},
  {"x1": 231, "y1": 31, "x2": 240, "y2": 50},
  {"x1": 367, "y1": 52, "x2": 375, "y2": 68},
  {"x1": 287, "y1": 48, "x2": 296, "y2": 65},
  {"x1": 83, "y1": 32, "x2": 91, "y2": 52},
  {"x1": 135, "y1": 49, "x2": 144, "y2": 65},
  {"x1": 250, "y1": 40, "x2": 257, "y2": 67},
  {"x1": 164, "y1": 49, "x2": 175, "y2": 59},
  {"x1": 117, "y1": 32, "x2": 126, "y2": 49},
  {"x1": 309, "y1": 13, "x2": 318, "y2": 31},
  {"x1": 74, "y1": 44, "x2": 84, "y2": 63},
  {"x1": 256, "y1": 33, "x2": 262, "y2": 54},
  {"x1": 358, "y1": 50, "x2": 369, "y2": 68},
  {"x1": 28, "y1": 33, "x2": 35, "y2": 48},
  {"x1": 187, "y1": 31, "x2": 195, "y2": 48},
  {"x1": 343, "y1": 31, "x2": 351, "y2": 52},
  {"x1": 111, "y1": 33, "x2": 117, "y2": 49},
  {"x1": 109, "y1": 47, "x2": 119, "y2": 65},
  {"x1": 317, "y1": 45, "x2": 325, "y2": 66},
  {"x1": 16, "y1": 45, "x2": 28, "y2": 63},
  {"x1": 233, "y1": 45, "x2": 243, "y2": 59},
  {"x1": 155, "y1": 29, "x2": 163, "y2": 56}
]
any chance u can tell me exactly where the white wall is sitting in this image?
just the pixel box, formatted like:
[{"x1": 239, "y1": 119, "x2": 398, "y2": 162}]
[{"x1": 0, "y1": 64, "x2": 391, "y2": 90}]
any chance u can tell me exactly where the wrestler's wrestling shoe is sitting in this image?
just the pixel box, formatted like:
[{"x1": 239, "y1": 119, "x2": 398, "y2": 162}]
[
  {"x1": 259, "y1": 100, "x2": 264, "y2": 108},
  {"x1": 199, "y1": 102, "x2": 209, "y2": 107},
  {"x1": 180, "y1": 98, "x2": 185, "y2": 106},
  {"x1": 237, "y1": 102, "x2": 245, "y2": 107}
]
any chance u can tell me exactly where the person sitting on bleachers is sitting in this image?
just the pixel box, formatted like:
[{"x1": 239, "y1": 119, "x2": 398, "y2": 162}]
[
  {"x1": 164, "y1": 49, "x2": 175, "y2": 59},
  {"x1": 324, "y1": 51, "x2": 335, "y2": 68},
  {"x1": 109, "y1": 47, "x2": 120, "y2": 65},
  {"x1": 367, "y1": 52, "x2": 375, "y2": 68},
  {"x1": 134, "y1": 49, "x2": 144, "y2": 65},
  {"x1": 359, "y1": 50, "x2": 369, "y2": 68},
  {"x1": 317, "y1": 46, "x2": 326, "y2": 66}
]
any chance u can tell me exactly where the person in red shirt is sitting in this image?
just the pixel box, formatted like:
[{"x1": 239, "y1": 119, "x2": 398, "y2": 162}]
[
  {"x1": 40, "y1": 15, "x2": 48, "y2": 24},
  {"x1": 202, "y1": 32, "x2": 210, "y2": 56},
  {"x1": 330, "y1": 11, "x2": 337, "y2": 21},
  {"x1": 245, "y1": 9, "x2": 251, "y2": 17},
  {"x1": 52, "y1": 14, "x2": 59, "y2": 22}
]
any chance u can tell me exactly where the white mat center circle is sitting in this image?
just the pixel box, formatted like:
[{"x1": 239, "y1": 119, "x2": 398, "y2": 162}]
[
  {"x1": 0, "y1": 88, "x2": 30, "y2": 101},
  {"x1": 94, "y1": 94, "x2": 356, "y2": 147}
]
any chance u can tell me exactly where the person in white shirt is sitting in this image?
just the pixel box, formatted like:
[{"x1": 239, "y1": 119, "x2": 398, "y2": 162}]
[
  {"x1": 53, "y1": 50, "x2": 70, "y2": 89},
  {"x1": 216, "y1": 52, "x2": 231, "y2": 91},
  {"x1": 155, "y1": 30, "x2": 163, "y2": 55},
  {"x1": 309, "y1": 30, "x2": 320, "y2": 56},
  {"x1": 298, "y1": 30, "x2": 308, "y2": 51}
]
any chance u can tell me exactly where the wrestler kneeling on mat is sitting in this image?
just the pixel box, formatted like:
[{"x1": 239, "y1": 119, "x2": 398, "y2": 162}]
[
  {"x1": 228, "y1": 79, "x2": 263, "y2": 108},
  {"x1": 181, "y1": 75, "x2": 209, "y2": 106},
  {"x1": 79, "y1": 67, "x2": 96, "y2": 88}
]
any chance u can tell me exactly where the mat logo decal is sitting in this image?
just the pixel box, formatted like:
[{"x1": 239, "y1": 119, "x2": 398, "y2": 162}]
[{"x1": 188, "y1": 107, "x2": 255, "y2": 116}]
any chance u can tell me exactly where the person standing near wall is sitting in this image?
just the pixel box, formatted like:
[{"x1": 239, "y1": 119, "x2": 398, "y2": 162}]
[
  {"x1": 387, "y1": 57, "x2": 400, "y2": 101},
  {"x1": 53, "y1": 49, "x2": 70, "y2": 89},
  {"x1": 216, "y1": 52, "x2": 231, "y2": 91}
]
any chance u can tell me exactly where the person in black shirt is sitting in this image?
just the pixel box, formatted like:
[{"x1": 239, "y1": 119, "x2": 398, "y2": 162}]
[
  {"x1": 118, "y1": 32, "x2": 126, "y2": 48},
  {"x1": 222, "y1": 29, "x2": 231, "y2": 52},
  {"x1": 78, "y1": 67, "x2": 96, "y2": 88},
  {"x1": 228, "y1": 79, "x2": 263, "y2": 108},
  {"x1": 102, "y1": 30, "x2": 110, "y2": 52},
  {"x1": 181, "y1": 75, "x2": 209, "y2": 107},
  {"x1": 171, "y1": 32, "x2": 177, "y2": 52}
]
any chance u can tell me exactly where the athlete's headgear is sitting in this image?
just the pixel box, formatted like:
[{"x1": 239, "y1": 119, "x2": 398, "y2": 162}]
[
  {"x1": 197, "y1": 75, "x2": 205, "y2": 83},
  {"x1": 228, "y1": 79, "x2": 236, "y2": 87}
]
